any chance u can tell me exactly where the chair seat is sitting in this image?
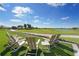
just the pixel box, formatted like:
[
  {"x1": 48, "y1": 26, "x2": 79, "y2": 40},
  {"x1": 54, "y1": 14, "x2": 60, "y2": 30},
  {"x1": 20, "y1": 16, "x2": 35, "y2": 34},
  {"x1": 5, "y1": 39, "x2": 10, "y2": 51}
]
[{"x1": 41, "y1": 41, "x2": 50, "y2": 45}]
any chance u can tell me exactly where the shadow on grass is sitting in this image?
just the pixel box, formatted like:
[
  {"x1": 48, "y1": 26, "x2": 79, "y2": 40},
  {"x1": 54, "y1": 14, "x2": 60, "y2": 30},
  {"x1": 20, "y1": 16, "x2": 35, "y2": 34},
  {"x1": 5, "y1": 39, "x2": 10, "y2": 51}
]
[
  {"x1": 1, "y1": 43, "x2": 74, "y2": 56},
  {"x1": 0, "y1": 47, "x2": 11, "y2": 56},
  {"x1": 43, "y1": 43, "x2": 74, "y2": 56},
  {"x1": 37, "y1": 49, "x2": 42, "y2": 56},
  {"x1": 20, "y1": 53, "x2": 26, "y2": 56},
  {"x1": 43, "y1": 51, "x2": 56, "y2": 56},
  {"x1": 51, "y1": 47, "x2": 71, "y2": 56},
  {"x1": 43, "y1": 48, "x2": 71, "y2": 56},
  {"x1": 56, "y1": 43, "x2": 74, "y2": 52},
  {"x1": 11, "y1": 46, "x2": 27, "y2": 56},
  {"x1": 0, "y1": 46, "x2": 27, "y2": 56},
  {"x1": 25, "y1": 49, "x2": 42, "y2": 56}
]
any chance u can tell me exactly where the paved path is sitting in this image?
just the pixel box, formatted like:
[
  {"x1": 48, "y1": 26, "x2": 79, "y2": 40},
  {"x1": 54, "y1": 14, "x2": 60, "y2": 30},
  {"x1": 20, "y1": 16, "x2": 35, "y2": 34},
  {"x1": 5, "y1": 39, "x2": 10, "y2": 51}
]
[
  {"x1": 10, "y1": 30, "x2": 79, "y2": 38},
  {"x1": 61, "y1": 35, "x2": 79, "y2": 38},
  {"x1": 72, "y1": 44, "x2": 79, "y2": 56},
  {"x1": 25, "y1": 32, "x2": 79, "y2": 38}
]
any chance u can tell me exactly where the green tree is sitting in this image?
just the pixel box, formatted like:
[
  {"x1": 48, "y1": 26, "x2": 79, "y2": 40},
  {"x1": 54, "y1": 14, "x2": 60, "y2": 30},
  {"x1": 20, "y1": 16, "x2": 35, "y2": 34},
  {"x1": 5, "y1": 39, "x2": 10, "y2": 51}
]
[
  {"x1": 17, "y1": 25, "x2": 23, "y2": 29},
  {"x1": 72, "y1": 27, "x2": 78, "y2": 30},
  {"x1": 24, "y1": 24, "x2": 27, "y2": 29},
  {"x1": 27, "y1": 24, "x2": 32, "y2": 29},
  {"x1": 11, "y1": 26, "x2": 17, "y2": 29}
]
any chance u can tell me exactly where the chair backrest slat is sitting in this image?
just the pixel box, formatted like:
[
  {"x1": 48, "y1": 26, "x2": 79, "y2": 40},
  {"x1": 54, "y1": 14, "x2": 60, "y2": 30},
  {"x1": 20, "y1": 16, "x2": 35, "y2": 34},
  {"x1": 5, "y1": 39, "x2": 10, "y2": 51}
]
[
  {"x1": 6, "y1": 32, "x2": 19, "y2": 46},
  {"x1": 26, "y1": 37, "x2": 36, "y2": 50},
  {"x1": 49, "y1": 34, "x2": 60, "y2": 44}
]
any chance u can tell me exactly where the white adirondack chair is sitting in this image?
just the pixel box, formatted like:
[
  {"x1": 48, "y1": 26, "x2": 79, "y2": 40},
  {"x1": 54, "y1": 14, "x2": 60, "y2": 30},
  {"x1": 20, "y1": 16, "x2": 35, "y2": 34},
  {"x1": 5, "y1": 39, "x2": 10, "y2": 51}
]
[
  {"x1": 26, "y1": 37, "x2": 41, "y2": 56},
  {"x1": 6, "y1": 32, "x2": 27, "y2": 52}
]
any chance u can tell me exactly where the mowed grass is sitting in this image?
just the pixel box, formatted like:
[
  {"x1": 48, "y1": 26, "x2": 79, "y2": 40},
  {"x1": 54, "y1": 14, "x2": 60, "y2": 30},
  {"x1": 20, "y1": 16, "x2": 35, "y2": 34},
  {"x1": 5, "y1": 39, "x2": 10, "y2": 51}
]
[
  {"x1": 0, "y1": 29, "x2": 77, "y2": 56},
  {"x1": 0, "y1": 29, "x2": 27, "y2": 56},
  {"x1": 60, "y1": 37, "x2": 79, "y2": 44},
  {"x1": 0, "y1": 29, "x2": 8, "y2": 52},
  {"x1": 0, "y1": 29, "x2": 14, "y2": 56},
  {"x1": 0, "y1": 29, "x2": 44, "y2": 56},
  {"x1": 17, "y1": 28, "x2": 79, "y2": 35},
  {"x1": 40, "y1": 42, "x2": 74, "y2": 56}
]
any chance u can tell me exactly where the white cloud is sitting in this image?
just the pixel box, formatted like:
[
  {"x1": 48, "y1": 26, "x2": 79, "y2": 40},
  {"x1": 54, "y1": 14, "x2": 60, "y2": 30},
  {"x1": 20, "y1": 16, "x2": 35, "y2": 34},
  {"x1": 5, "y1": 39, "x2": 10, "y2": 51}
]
[
  {"x1": 10, "y1": 19, "x2": 22, "y2": 22},
  {"x1": 14, "y1": 14, "x2": 24, "y2": 17},
  {"x1": 61, "y1": 16, "x2": 70, "y2": 20},
  {"x1": 0, "y1": 6, "x2": 6, "y2": 11},
  {"x1": 12, "y1": 6, "x2": 32, "y2": 17},
  {"x1": 33, "y1": 19, "x2": 40, "y2": 23},
  {"x1": 47, "y1": 3, "x2": 66, "y2": 7}
]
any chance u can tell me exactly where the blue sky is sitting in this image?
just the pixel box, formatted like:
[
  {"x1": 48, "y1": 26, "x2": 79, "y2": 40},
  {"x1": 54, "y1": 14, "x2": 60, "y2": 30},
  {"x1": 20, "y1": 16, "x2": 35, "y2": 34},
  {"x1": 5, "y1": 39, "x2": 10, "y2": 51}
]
[{"x1": 0, "y1": 3, "x2": 79, "y2": 28}]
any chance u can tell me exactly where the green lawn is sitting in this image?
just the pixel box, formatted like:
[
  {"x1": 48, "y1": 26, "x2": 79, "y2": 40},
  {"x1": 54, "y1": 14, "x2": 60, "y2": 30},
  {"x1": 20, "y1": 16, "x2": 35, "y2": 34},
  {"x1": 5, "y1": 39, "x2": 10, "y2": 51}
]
[
  {"x1": 40, "y1": 42, "x2": 74, "y2": 56},
  {"x1": 17, "y1": 28, "x2": 79, "y2": 35},
  {"x1": 0, "y1": 28, "x2": 78, "y2": 56},
  {"x1": 0, "y1": 29, "x2": 27, "y2": 56},
  {"x1": 60, "y1": 37, "x2": 79, "y2": 44},
  {"x1": 0, "y1": 29, "x2": 8, "y2": 53}
]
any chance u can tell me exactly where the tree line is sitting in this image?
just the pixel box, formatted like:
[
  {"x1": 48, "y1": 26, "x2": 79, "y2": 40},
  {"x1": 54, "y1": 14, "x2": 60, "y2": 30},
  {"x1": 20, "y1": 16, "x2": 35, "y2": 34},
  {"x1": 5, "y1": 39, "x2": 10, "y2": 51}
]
[{"x1": 0, "y1": 24, "x2": 38, "y2": 29}]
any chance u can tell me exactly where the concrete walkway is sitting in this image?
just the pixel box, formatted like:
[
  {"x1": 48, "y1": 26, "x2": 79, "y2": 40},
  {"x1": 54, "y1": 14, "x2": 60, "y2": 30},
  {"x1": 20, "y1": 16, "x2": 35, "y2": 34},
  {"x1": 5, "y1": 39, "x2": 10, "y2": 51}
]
[
  {"x1": 72, "y1": 44, "x2": 79, "y2": 56},
  {"x1": 25, "y1": 32, "x2": 79, "y2": 38},
  {"x1": 61, "y1": 35, "x2": 79, "y2": 38}
]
